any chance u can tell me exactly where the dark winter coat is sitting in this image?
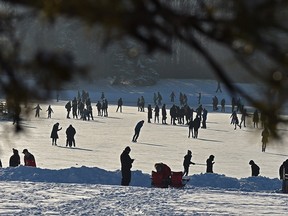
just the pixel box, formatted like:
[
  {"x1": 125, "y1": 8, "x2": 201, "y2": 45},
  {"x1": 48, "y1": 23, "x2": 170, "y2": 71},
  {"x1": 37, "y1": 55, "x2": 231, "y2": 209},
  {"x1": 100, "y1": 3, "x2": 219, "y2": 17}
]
[
  {"x1": 183, "y1": 154, "x2": 194, "y2": 168},
  {"x1": 66, "y1": 125, "x2": 76, "y2": 140},
  {"x1": 50, "y1": 123, "x2": 61, "y2": 139},
  {"x1": 135, "y1": 121, "x2": 144, "y2": 132},
  {"x1": 279, "y1": 160, "x2": 288, "y2": 179},
  {"x1": 206, "y1": 156, "x2": 215, "y2": 173},
  {"x1": 9, "y1": 151, "x2": 20, "y2": 167},
  {"x1": 120, "y1": 150, "x2": 134, "y2": 171},
  {"x1": 24, "y1": 153, "x2": 36, "y2": 167}
]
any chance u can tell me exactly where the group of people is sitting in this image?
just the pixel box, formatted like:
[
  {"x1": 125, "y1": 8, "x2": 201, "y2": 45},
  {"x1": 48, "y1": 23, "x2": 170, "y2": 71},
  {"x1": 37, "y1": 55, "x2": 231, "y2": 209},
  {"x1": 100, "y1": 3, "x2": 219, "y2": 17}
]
[
  {"x1": 1, "y1": 148, "x2": 37, "y2": 168},
  {"x1": 50, "y1": 123, "x2": 76, "y2": 147}
]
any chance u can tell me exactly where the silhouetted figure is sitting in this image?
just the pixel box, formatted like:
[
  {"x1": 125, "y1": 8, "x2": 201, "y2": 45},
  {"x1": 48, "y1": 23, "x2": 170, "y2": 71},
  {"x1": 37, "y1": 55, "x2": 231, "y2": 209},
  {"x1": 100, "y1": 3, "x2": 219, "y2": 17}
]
[
  {"x1": 240, "y1": 108, "x2": 249, "y2": 127},
  {"x1": 22, "y1": 149, "x2": 36, "y2": 167},
  {"x1": 66, "y1": 124, "x2": 76, "y2": 147},
  {"x1": 50, "y1": 123, "x2": 62, "y2": 146},
  {"x1": 170, "y1": 91, "x2": 175, "y2": 103},
  {"x1": 132, "y1": 120, "x2": 144, "y2": 142},
  {"x1": 279, "y1": 159, "x2": 288, "y2": 192},
  {"x1": 116, "y1": 98, "x2": 123, "y2": 112},
  {"x1": 72, "y1": 97, "x2": 78, "y2": 119},
  {"x1": 216, "y1": 81, "x2": 222, "y2": 93},
  {"x1": 120, "y1": 146, "x2": 134, "y2": 186},
  {"x1": 65, "y1": 101, "x2": 72, "y2": 119},
  {"x1": 188, "y1": 119, "x2": 194, "y2": 138},
  {"x1": 253, "y1": 110, "x2": 259, "y2": 128},
  {"x1": 221, "y1": 98, "x2": 225, "y2": 112},
  {"x1": 147, "y1": 104, "x2": 153, "y2": 123},
  {"x1": 183, "y1": 150, "x2": 195, "y2": 176},
  {"x1": 198, "y1": 92, "x2": 201, "y2": 104},
  {"x1": 193, "y1": 116, "x2": 201, "y2": 138},
  {"x1": 33, "y1": 104, "x2": 42, "y2": 118},
  {"x1": 249, "y1": 160, "x2": 260, "y2": 177},
  {"x1": 261, "y1": 127, "x2": 269, "y2": 152},
  {"x1": 9, "y1": 148, "x2": 20, "y2": 167},
  {"x1": 206, "y1": 155, "x2": 215, "y2": 173},
  {"x1": 202, "y1": 108, "x2": 208, "y2": 129},
  {"x1": 154, "y1": 105, "x2": 160, "y2": 123},
  {"x1": 230, "y1": 111, "x2": 241, "y2": 130},
  {"x1": 162, "y1": 104, "x2": 167, "y2": 124},
  {"x1": 157, "y1": 92, "x2": 162, "y2": 105},
  {"x1": 46, "y1": 105, "x2": 53, "y2": 118}
]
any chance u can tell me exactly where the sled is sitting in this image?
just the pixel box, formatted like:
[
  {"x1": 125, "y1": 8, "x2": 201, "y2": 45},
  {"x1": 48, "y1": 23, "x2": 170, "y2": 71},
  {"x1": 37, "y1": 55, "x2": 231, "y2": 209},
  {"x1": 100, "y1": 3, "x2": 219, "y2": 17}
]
[{"x1": 151, "y1": 171, "x2": 189, "y2": 188}]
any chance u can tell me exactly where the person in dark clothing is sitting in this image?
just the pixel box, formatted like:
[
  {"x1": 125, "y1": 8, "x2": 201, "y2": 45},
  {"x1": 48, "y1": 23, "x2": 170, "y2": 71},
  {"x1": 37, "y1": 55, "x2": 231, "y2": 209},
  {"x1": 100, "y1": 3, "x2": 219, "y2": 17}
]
[
  {"x1": 279, "y1": 159, "x2": 288, "y2": 180},
  {"x1": 154, "y1": 105, "x2": 160, "y2": 123},
  {"x1": 249, "y1": 160, "x2": 260, "y2": 177},
  {"x1": 188, "y1": 119, "x2": 194, "y2": 138},
  {"x1": 65, "y1": 101, "x2": 72, "y2": 118},
  {"x1": 0, "y1": 159, "x2": 2, "y2": 168},
  {"x1": 261, "y1": 127, "x2": 269, "y2": 152},
  {"x1": 9, "y1": 148, "x2": 20, "y2": 167},
  {"x1": 22, "y1": 149, "x2": 36, "y2": 167},
  {"x1": 162, "y1": 104, "x2": 167, "y2": 124},
  {"x1": 50, "y1": 122, "x2": 62, "y2": 146},
  {"x1": 132, "y1": 120, "x2": 144, "y2": 142},
  {"x1": 147, "y1": 104, "x2": 153, "y2": 123},
  {"x1": 183, "y1": 150, "x2": 195, "y2": 176},
  {"x1": 116, "y1": 98, "x2": 123, "y2": 112},
  {"x1": 46, "y1": 105, "x2": 53, "y2": 118},
  {"x1": 120, "y1": 146, "x2": 134, "y2": 186},
  {"x1": 201, "y1": 108, "x2": 208, "y2": 129},
  {"x1": 33, "y1": 104, "x2": 42, "y2": 118},
  {"x1": 193, "y1": 116, "x2": 201, "y2": 138},
  {"x1": 206, "y1": 155, "x2": 215, "y2": 173},
  {"x1": 66, "y1": 124, "x2": 76, "y2": 147}
]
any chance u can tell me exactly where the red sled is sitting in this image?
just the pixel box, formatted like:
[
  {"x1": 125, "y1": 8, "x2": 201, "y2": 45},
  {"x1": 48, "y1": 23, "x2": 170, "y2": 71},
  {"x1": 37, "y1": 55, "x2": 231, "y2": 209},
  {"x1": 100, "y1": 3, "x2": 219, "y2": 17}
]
[{"x1": 151, "y1": 171, "x2": 190, "y2": 188}]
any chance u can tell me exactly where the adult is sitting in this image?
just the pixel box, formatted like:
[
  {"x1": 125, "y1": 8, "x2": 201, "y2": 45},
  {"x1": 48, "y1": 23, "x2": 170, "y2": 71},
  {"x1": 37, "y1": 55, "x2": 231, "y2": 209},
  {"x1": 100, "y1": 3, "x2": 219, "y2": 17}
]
[
  {"x1": 116, "y1": 98, "x2": 123, "y2": 112},
  {"x1": 65, "y1": 101, "x2": 72, "y2": 119},
  {"x1": 147, "y1": 104, "x2": 153, "y2": 123},
  {"x1": 261, "y1": 127, "x2": 269, "y2": 152},
  {"x1": 202, "y1": 108, "x2": 208, "y2": 129},
  {"x1": 188, "y1": 119, "x2": 194, "y2": 138},
  {"x1": 120, "y1": 146, "x2": 134, "y2": 186},
  {"x1": 279, "y1": 159, "x2": 288, "y2": 192},
  {"x1": 50, "y1": 122, "x2": 62, "y2": 146},
  {"x1": 132, "y1": 120, "x2": 144, "y2": 142},
  {"x1": 193, "y1": 116, "x2": 201, "y2": 138},
  {"x1": 9, "y1": 148, "x2": 20, "y2": 167},
  {"x1": 253, "y1": 109, "x2": 259, "y2": 128},
  {"x1": 249, "y1": 160, "x2": 260, "y2": 177},
  {"x1": 161, "y1": 104, "x2": 167, "y2": 124},
  {"x1": 206, "y1": 155, "x2": 215, "y2": 173},
  {"x1": 66, "y1": 124, "x2": 76, "y2": 147},
  {"x1": 22, "y1": 149, "x2": 36, "y2": 167},
  {"x1": 183, "y1": 150, "x2": 195, "y2": 176},
  {"x1": 154, "y1": 105, "x2": 160, "y2": 123}
]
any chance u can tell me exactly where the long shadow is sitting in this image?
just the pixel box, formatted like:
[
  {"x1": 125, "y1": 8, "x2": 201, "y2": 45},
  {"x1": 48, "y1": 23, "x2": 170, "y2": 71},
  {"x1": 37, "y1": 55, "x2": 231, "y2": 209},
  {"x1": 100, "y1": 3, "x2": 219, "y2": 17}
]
[
  {"x1": 264, "y1": 152, "x2": 288, "y2": 157},
  {"x1": 206, "y1": 128, "x2": 230, "y2": 132},
  {"x1": 135, "y1": 142, "x2": 165, "y2": 147},
  {"x1": 196, "y1": 138, "x2": 222, "y2": 143},
  {"x1": 56, "y1": 145, "x2": 93, "y2": 152}
]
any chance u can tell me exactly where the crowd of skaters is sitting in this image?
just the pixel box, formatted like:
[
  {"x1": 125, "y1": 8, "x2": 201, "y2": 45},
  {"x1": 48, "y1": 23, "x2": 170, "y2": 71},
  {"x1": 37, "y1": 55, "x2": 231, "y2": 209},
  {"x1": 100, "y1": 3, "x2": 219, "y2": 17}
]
[{"x1": 3, "y1": 84, "x2": 282, "y2": 189}]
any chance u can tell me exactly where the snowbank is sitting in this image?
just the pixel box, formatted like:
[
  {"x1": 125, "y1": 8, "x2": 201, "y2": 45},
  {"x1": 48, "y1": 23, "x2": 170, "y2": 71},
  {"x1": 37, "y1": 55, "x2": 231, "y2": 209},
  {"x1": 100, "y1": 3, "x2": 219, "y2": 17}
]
[{"x1": 0, "y1": 166, "x2": 282, "y2": 192}]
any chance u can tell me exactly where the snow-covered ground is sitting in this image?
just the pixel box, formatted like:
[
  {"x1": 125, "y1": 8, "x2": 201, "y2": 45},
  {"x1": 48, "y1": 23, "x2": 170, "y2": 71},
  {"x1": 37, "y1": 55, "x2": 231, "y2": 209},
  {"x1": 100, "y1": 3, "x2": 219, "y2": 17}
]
[{"x1": 0, "y1": 79, "x2": 288, "y2": 215}]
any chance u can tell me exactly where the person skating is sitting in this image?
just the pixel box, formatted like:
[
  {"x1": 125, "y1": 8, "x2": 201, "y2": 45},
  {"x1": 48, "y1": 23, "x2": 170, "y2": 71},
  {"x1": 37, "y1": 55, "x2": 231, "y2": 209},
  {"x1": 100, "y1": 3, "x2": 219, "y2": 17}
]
[
  {"x1": 116, "y1": 98, "x2": 123, "y2": 112},
  {"x1": 50, "y1": 122, "x2": 62, "y2": 146},
  {"x1": 261, "y1": 127, "x2": 269, "y2": 152},
  {"x1": 46, "y1": 105, "x2": 53, "y2": 118},
  {"x1": 120, "y1": 146, "x2": 134, "y2": 186},
  {"x1": 22, "y1": 149, "x2": 36, "y2": 167},
  {"x1": 9, "y1": 148, "x2": 20, "y2": 167},
  {"x1": 65, "y1": 101, "x2": 72, "y2": 119},
  {"x1": 147, "y1": 104, "x2": 153, "y2": 123},
  {"x1": 249, "y1": 160, "x2": 260, "y2": 176},
  {"x1": 33, "y1": 104, "x2": 42, "y2": 118},
  {"x1": 183, "y1": 150, "x2": 195, "y2": 176},
  {"x1": 132, "y1": 120, "x2": 144, "y2": 142}
]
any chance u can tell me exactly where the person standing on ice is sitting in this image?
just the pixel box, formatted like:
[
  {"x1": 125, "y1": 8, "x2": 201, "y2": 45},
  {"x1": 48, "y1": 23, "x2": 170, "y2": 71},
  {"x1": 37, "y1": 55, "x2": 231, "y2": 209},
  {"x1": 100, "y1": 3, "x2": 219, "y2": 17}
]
[
  {"x1": 66, "y1": 124, "x2": 76, "y2": 147},
  {"x1": 193, "y1": 115, "x2": 201, "y2": 138},
  {"x1": 161, "y1": 104, "x2": 167, "y2": 124},
  {"x1": 50, "y1": 122, "x2": 62, "y2": 146},
  {"x1": 154, "y1": 105, "x2": 160, "y2": 123},
  {"x1": 147, "y1": 104, "x2": 153, "y2": 123},
  {"x1": 183, "y1": 150, "x2": 195, "y2": 176},
  {"x1": 249, "y1": 160, "x2": 260, "y2": 177},
  {"x1": 116, "y1": 97, "x2": 123, "y2": 112},
  {"x1": 120, "y1": 146, "x2": 134, "y2": 186},
  {"x1": 206, "y1": 155, "x2": 215, "y2": 173},
  {"x1": 22, "y1": 149, "x2": 36, "y2": 167},
  {"x1": 65, "y1": 101, "x2": 72, "y2": 119},
  {"x1": 132, "y1": 120, "x2": 144, "y2": 142}
]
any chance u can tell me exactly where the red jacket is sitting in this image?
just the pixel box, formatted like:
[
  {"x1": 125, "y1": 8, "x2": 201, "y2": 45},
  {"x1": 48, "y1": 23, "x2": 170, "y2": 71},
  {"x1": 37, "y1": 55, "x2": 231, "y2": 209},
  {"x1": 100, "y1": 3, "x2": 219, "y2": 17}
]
[{"x1": 24, "y1": 153, "x2": 36, "y2": 167}]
